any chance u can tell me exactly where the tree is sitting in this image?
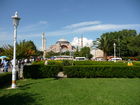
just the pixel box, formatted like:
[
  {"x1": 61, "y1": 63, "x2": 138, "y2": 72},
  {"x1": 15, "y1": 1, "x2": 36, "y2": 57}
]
[
  {"x1": 74, "y1": 47, "x2": 80, "y2": 57},
  {"x1": 98, "y1": 33, "x2": 113, "y2": 60},
  {"x1": 128, "y1": 34, "x2": 140, "y2": 56},
  {"x1": 1, "y1": 40, "x2": 38, "y2": 59},
  {"x1": 79, "y1": 47, "x2": 93, "y2": 59},
  {"x1": 98, "y1": 29, "x2": 138, "y2": 59},
  {"x1": 45, "y1": 51, "x2": 59, "y2": 58}
]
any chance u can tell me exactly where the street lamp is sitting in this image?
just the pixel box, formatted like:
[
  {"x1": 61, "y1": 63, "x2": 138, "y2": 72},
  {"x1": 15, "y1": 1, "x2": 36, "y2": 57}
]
[
  {"x1": 113, "y1": 43, "x2": 116, "y2": 62},
  {"x1": 11, "y1": 12, "x2": 21, "y2": 88}
]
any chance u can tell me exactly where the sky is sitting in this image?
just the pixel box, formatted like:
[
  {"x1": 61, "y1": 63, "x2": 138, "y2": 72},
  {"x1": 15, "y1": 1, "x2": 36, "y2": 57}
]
[{"x1": 0, "y1": 0, "x2": 140, "y2": 49}]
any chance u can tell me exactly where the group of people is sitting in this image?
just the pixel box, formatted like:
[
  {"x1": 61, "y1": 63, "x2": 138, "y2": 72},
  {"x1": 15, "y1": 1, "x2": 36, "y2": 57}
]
[{"x1": 0, "y1": 58, "x2": 27, "y2": 72}]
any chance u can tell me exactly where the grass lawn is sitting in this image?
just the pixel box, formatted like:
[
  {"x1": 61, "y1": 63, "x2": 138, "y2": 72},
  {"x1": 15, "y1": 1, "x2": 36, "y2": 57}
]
[{"x1": 0, "y1": 78, "x2": 140, "y2": 105}]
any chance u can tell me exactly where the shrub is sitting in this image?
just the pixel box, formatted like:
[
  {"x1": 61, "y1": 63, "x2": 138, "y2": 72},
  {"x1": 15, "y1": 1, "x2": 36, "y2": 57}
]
[
  {"x1": 32, "y1": 61, "x2": 45, "y2": 65},
  {"x1": 48, "y1": 60, "x2": 63, "y2": 65},
  {"x1": 63, "y1": 65, "x2": 140, "y2": 78},
  {"x1": 73, "y1": 61, "x2": 127, "y2": 66},
  {"x1": 62, "y1": 60, "x2": 73, "y2": 66},
  {"x1": 23, "y1": 65, "x2": 62, "y2": 78},
  {"x1": 122, "y1": 56, "x2": 140, "y2": 61},
  {"x1": 133, "y1": 62, "x2": 140, "y2": 66},
  {"x1": 0, "y1": 72, "x2": 12, "y2": 87}
]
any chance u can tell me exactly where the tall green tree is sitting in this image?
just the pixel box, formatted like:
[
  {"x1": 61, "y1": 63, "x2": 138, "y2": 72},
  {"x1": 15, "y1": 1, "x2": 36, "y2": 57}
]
[
  {"x1": 45, "y1": 51, "x2": 59, "y2": 58},
  {"x1": 98, "y1": 33, "x2": 113, "y2": 59},
  {"x1": 128, "y1": 34, "x2": 140, "y2": 56},
  {"x1": 98, "y1": 29, "x2": 137, "y2": 59},
  {"x1": 80, "y1": 47, "x2": 93, "y2": 59},
  {"x1": 1, "y1": 40, "x2": 38, "y2": 59},
  {"x1": 74, "y1": 47, "x2": 80, "y2": 57}
]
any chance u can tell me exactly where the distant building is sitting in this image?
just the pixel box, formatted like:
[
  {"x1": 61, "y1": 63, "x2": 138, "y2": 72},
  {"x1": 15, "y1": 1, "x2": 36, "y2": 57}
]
[
  {"x1": 48, "y1": 39, "x2": 75, "y2": 53},
  {"x1": 90, "y1": 48, "x2": 104, "y2": 60}
]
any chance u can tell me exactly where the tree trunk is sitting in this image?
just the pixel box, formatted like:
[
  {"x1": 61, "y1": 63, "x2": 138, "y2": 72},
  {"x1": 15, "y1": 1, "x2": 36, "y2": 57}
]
[{"x1": 103, "y1": 52, "x2": 107, "y2": 60}]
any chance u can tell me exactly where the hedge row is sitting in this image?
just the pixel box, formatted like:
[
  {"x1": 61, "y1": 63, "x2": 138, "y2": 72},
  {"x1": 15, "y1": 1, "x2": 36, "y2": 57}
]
[
  {"x1": 63, "y1": 65, "x2": 140, "y2": 78},
  {"x1": 122, "y1": 56, "x2": 140, "y2": 61},
  {"x1": 0, "y1": 72, "x2": 12, "y2": 87},
  {"x1": 32, "y1": 61, "x2": 45, "y2": 65},
  {"x1": 23, "y1": 65, "x2": 62, "y2": 78},
  {"x1": 73, "y1": 61, "x2": 127, "y2": 66},
  {"x1": 48, "y1": 60, "x2": 63, "y2": 65},
  {"x1": 33, "y1": 60, "x2": 140, "y2": 66}
]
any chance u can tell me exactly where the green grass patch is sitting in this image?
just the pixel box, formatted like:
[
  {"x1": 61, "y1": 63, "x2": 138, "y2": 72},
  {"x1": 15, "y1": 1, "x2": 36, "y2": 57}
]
[{"x1": 0, "y1": 78, "x2": 140, "y2": 105}]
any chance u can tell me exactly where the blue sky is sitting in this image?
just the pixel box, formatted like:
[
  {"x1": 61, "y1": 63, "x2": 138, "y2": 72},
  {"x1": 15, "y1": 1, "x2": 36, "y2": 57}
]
[{"x1": 0, "y1": 0, "x2": 140, "y2": 49}]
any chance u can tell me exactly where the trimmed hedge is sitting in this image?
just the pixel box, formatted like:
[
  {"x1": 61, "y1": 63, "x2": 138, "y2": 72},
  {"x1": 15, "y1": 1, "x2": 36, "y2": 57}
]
[
  {"x1": 0, "y1": 72, "x2": 12, "y2": 87},
  {"x1": 63, "y1": 65, "x2": 140, "y2": 78},
  {"x1": 73, "y1": 61, "x2": 127, "y2": 66},
  {"x1": 32, "y1": 61, "x2": 45, "y2": 65},
  {"x1": 48, "y1": 60, "x2": 63, "y2": 65},
  {"x1": 133, "y1": 62, "x2": 140, "y2": 66},
  {"x1": 23, "y1": 65, "x2": 62, "y2": 78}
]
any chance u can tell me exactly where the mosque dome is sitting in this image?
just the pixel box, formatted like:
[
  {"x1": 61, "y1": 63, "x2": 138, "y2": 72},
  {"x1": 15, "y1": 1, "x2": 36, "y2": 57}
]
[{"x1": 56, "y1": 39, "x2": 69, "y2": 44}]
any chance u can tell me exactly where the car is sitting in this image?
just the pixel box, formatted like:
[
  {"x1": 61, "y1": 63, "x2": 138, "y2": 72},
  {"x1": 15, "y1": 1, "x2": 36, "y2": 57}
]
[
  {"x1": 75, "y1": 57, "x2": 87, "y2": 61},
  {"x1": 109, "y1": 57, "x2": 122, "y2": 61}
]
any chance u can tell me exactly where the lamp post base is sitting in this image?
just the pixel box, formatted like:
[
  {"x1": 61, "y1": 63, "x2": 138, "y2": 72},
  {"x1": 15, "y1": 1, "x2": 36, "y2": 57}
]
[{"x1": 11, "y1": 80, "x2": 16, "y2": 88}]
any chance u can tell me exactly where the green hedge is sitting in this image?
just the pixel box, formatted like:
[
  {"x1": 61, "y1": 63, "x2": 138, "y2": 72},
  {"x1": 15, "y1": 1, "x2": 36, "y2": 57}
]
[
  {"x1": 23, "y1": 65, "x2": 62, "y2": 78},
  {"x1": 0, "y1": 72, "x2": 12, "y2": 87},
  {"x1": 73, "y1": 61, "x2": 127, "y2": 66},
  {"x1": 122, "y1": 56, "x2": 140, "y2": 61},
  {"x1": 63, "y1": 65, "x2": 140, "y2": 78},
  {"x1": 32, "y1": 61, "x2": 45, "y2": 65},
  {"x1": 133, "y1": 62, "x2": 140, "y2": 66},
  {"x1": 48, "y1": 60, "x2": 63, "y2": 65}
]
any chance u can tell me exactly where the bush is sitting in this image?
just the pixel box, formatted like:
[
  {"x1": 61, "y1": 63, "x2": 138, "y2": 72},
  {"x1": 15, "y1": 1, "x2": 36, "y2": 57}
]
[
  {"x1": 23, "y1": 65, "x2": 62, "y2": 78},
  {"x1": 48, "y1": 60, "x2": 63, "y2": 65},
  {"x1": 132, "y1": 62, "x2": 140, "y2": 66},
  {"x1": 122, "y1": 56, "x2": 140, "y2": 61},
  {"x1": 63, "y1": 65, "x2": 140, "y2": 78},
  {"x1": 0, "y1": 72, "x2": 12, "y2": 87},
  {"x1": 62, "y1": 60, "x2": 73, "y2": 66},
  {"x1": 73, "y1": 61, "x2": 127, "y2": 66},
  {"x1": 32, "y1": 61, "x2": 45, "y2": 65}
]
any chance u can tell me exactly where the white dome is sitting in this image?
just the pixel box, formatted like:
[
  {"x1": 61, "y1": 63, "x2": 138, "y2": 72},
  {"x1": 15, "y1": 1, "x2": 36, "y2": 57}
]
[{"x1": 58, "y1": 39, "x2": 68, "y2": 42}]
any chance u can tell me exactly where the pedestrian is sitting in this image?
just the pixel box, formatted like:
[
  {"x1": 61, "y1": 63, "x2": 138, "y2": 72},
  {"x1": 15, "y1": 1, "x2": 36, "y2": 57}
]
[
  {"x1": 3, "y1": 59, "x2": 9, "y2": 72},
  {"x1": 18, "y1": 59, "x2": 22, "y2": 70}
]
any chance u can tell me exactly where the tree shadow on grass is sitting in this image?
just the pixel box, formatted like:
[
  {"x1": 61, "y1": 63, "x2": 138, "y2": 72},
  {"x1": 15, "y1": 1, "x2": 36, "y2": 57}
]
[
  {"x1": 0, "y1": 92, "x2": 41, "y2": 105},
  {"x1": 18, "y1": 82, "x2": 40, "y2": 90}
]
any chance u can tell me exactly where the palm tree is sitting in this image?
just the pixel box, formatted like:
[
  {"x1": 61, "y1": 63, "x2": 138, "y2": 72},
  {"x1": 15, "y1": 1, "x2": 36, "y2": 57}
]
[{"x1": 98, "y1": 34, "x2": 113, "y2": 60}]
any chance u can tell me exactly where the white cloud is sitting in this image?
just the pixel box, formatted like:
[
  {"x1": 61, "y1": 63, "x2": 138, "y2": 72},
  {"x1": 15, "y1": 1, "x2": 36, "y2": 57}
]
[
  {"x1": 71, "y1": 37, "x2": 93, "y2": 47},
  {"x1": 64, "y1": 21, "x2": 101, "y2": 29},
  {"x1": 47, "y1": 23, "x2": 140, "y2": 36},
  {"x1": 75, "y1": 24, "x2": 140, "y2": 33}
]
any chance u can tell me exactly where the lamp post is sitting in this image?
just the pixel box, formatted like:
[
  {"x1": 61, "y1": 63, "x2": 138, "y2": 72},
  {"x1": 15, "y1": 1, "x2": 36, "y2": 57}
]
[
  {"x1": 11, "y1": 12, "x2": 20, "y2": 88},
  {"x1": 113, "y1": 43, "x2": 116, "y2": 62}
]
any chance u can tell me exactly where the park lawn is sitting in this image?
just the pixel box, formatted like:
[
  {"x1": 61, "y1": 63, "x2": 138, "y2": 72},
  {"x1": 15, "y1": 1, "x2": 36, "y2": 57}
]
[{"x1": 0, "y1": 78, "x2": 140, "y2": 105}]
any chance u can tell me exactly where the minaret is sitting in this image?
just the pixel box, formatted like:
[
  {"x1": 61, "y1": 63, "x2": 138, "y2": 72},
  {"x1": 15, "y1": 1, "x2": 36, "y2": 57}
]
[
  {"x1": 81, "y1": 35, "x2": 83, "y2": 48},
  {"x1": 42, "y1": 32, "x2": 46, "y2": 59},
  {"x1": 78, "y1": 37, "x2": 80, "y2": 51}
]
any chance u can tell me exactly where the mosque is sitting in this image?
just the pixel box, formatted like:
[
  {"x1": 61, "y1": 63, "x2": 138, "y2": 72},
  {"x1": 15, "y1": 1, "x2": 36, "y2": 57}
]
[
  {"x1": 42, "y1": 33, "x2": 104, "y2": 59},
  {"x1": 48, "y1": 39, "x2": 75, "y2": 53}
]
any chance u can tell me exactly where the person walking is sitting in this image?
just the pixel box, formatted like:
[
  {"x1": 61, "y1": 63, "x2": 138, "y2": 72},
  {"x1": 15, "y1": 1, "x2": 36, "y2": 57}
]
[{"x1": 3, "y1": 59, "x2": 9, "y2": 72}]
